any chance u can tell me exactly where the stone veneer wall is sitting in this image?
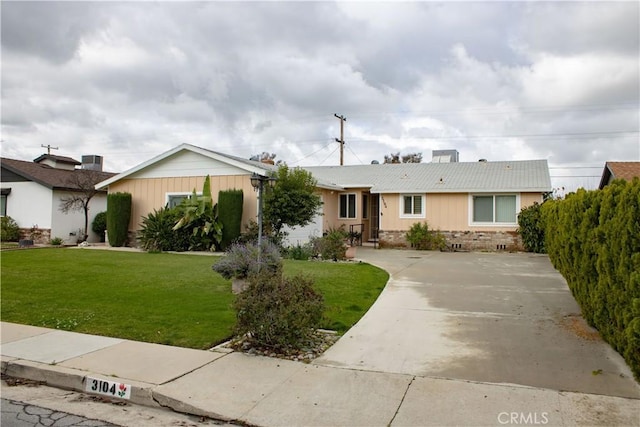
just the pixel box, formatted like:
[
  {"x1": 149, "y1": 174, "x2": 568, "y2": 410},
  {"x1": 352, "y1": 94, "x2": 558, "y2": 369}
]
[
  {"x1": 379, "y1": 229, "x2": 524, "y2": 252},
  {"x1": 18, "y1": 228, "x2": 51, "y2": 244}
]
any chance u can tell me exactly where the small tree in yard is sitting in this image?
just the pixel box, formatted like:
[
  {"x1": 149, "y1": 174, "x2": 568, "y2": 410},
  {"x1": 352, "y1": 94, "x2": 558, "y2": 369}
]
[
  {"x1": 59, "y1": 170, "x2": 110, "y2": 241},
  {"x1": 263, "y1": 165, "x2": 322, "y2": 238}
]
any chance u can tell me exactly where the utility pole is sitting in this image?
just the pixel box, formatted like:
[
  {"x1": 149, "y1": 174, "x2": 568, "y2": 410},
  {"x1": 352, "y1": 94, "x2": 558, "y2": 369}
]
[
  {"x1": 334, "y1": 113, "x2": 346, "y2": 166},
  {"x1": 41, "y1": 144, "x2": 59, "y2": 155}
]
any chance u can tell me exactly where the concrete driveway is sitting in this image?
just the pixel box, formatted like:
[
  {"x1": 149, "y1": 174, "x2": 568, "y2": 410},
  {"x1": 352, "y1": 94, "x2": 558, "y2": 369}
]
[{"x1": 315, "y1": 248, "x2": 640, "y2": 399}]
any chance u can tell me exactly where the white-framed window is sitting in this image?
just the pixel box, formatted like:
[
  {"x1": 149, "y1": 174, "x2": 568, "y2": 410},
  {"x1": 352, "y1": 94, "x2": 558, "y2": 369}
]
[
  {"x1": 339, "y1": 193, "x2": 357, "y2": 219},
  {"x1": 401, "y1": 194, "x2": 425, "y2": 218},
  {"x1": 470, "y1": 194, "x2": 519, "y2": 225},
  {"x1": 166, "y1": 192, "x2": 195, "y2": 208}
]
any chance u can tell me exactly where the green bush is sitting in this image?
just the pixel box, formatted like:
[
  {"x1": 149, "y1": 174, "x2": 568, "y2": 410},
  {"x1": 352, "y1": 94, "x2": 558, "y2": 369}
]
[
  {"x1": 50, "y1": 237, "x2": 63, "y2": 246},
  {"x1": 285, "y1": 242, "x2": 314, "y2": 260},
  {"x1": 406, "y1": 221, "x2": 446, "y2": 250},
  {"x1": 107, "y1": 192, "x2": 132, "y2": 247},
  {"x1": 541, "y1": 178, "x2": 640, "y2": 379},
  {"x1": 312, "y1": 227, "x2": 348, "y2": 261},
  {"x1": 212, "y1": 241, "x2": 282, "y2": 280},
  {"x1": 234, "y1": 267, "x2": 325, "y2": 350},
  {"x1": 91, "y1": 211, "x2": 107, "y2": 242},
  {"x1": 517, "y1": 202, "x2": 545, "y2": 253},
  {"x1": 138, "y1": 207, "x2": 191, "y2": 252},
  {"x1": 1, "y1": 216, "x2": 20, "y2": 242},
  {"x1": 218, "y1": 189, "x2": 243, "y2": 250}
]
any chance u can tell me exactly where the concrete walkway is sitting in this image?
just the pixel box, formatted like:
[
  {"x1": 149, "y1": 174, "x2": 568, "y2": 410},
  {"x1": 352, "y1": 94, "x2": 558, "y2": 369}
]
[{"x1": 2, "y1": 248, "x2": 639, "y2": 426}]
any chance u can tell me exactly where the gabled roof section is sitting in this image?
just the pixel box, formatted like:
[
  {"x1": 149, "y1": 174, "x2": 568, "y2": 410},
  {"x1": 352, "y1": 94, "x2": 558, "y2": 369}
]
[
  {"x1": 33, "y1": 154, "x2": 81, "y2": 165},
  {"x1": 1, "y1": 157, "x2": 116, "y2": 191},
  {"x1": 598, "y1": 161, "x2": 640, "y2": 189},
  {"x1": 95, "y1": 143, "x2": 343, "y2": 190},
  {"x1": 304, "y1": 159, "x2": 551, "y2": 193}
]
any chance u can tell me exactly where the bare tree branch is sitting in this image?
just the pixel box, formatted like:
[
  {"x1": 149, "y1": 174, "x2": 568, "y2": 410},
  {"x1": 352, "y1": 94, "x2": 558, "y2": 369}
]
[{"x1": 59, "y1": 169, "x2": 107, "y2": 241}]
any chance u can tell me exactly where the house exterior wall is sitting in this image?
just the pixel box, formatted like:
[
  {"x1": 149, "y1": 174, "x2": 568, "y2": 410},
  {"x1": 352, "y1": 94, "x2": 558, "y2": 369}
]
[
  {"x1": 51, "y1": 190, "x2": 108, "y2": 243},
  {"x1": 376, "y1": 192, "x2": 543, "y2": 250},
  {"x1": 109, "y1": 175, "x2": 258, "y2": 237},
  {"x1": 4, "y1": 181, "x2": 53, "y2": 229}
]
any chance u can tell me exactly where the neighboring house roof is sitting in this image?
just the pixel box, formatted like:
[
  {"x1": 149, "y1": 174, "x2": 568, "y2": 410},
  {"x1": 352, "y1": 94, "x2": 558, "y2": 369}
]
[
  {"x1": 33, "y1": 154, "x2": 81, "y2": 166},
  {"x1": 1, "y1": 157, "x2": 116, "y2": 191},
  {"x1": 305, "y1": 159, "x2": 552, "y2": 193},
  {"x1": 95, "y1": 143, "x2": 343, "y2": 190},
  {"x1": 598, "y1": 161, "x2": 640, "y2": 189}
]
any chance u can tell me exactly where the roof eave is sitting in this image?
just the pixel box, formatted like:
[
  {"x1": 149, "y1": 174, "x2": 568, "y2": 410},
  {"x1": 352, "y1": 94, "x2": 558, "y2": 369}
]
[{"x1": 95, "y1": 143, "x2": 273, "y2": 190}]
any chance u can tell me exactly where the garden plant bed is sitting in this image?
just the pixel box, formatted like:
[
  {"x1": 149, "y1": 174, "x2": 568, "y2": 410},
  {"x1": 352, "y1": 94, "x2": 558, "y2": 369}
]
[{"x1": 224, "y1": 329, "x2": 339, "y2": 362}]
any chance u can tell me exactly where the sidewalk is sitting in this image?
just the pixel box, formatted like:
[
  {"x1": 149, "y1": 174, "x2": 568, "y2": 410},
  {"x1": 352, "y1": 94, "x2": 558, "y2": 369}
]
[{"x1": 2, "y1": 321, "x2": 639, "y2": 426}]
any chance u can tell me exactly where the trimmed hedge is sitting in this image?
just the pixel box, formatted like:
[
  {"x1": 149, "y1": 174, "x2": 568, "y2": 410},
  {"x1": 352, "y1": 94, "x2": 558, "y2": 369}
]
[
  {"x1": 107, "y1": 192, "x2": 132, "y2": 247},
  {"x1": 541, "y1": 178, "x2": 640, "y2": 379},
  {"x1": 218, "y1": 189, "x2": 243, "y2": 250}
]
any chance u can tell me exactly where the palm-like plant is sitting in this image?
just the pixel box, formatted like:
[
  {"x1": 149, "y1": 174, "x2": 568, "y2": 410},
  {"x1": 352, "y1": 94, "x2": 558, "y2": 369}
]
[{"x1": 173, "y1": 176, "x2": 223, "y2": 251}]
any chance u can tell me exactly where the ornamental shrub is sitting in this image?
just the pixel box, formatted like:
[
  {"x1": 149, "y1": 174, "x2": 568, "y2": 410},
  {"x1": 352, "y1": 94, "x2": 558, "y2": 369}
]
[
  {"x1": 541, "y1": 178, "x2": 640, "y2": 379},
  {"x1": 1, "y1": 216, "x2": 20, "y2": 242},
  {"x1": 91, "y1": 211, "x2": 107, "y2": 242},
  {"x1": 212, "y1": 241, "x2": 282, "y2": 280},
  {"x1": 517, "y1": 202, "x2": 546, "y2": 253},
  {"x1": 311, "y1": 227, "x2": 348, "y2": 261},
  {"x1": 107, "y1": 192, "x2": 131, "y2": 247},
  {"x1": 218, "y1": 189, "x2": 243, "y2": 250},
  {"x1": 138, "y1": 206, "x2": 191, "y2": 252},
  {"x1": 406, "y1": 221, "x2": 446, "y2": 250},
  {"x1": 234, "y1": 267, "x2": 325, "y2": 350}
]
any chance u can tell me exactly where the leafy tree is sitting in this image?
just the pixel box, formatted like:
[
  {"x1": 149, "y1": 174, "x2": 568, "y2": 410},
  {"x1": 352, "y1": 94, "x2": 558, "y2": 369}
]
[
  {"x1": 59, "y1": 170, "x2": 109, "y2": 241},
  {"x1": 383, "y1": 152, "x2": 422, "y2": 164},
  {"x1": 263, "y1": 165, "x2": 323, "y2": 236}
]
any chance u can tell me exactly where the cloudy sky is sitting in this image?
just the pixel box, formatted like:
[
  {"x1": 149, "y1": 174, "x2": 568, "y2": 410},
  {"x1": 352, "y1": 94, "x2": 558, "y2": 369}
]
[{"x1": 2, "y1": 1, "x2": 638, "y2": 191}]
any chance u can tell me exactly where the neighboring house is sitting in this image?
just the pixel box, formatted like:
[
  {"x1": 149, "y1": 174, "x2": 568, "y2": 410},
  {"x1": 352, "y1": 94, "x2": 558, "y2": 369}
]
[
  {"x1": 96, "y1": 143, "x2": 552, "y2": 251},
  {"x1": 0, "y1": 154, "x2": 116, "y2": 243},
  {"x1": 598, "y1": 162, "x2": 640, "y2": 189}
]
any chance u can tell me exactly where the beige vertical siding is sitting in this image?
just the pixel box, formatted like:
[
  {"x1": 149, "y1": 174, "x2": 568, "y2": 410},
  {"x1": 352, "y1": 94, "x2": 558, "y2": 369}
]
[
  {"x1": 375, "y1": 191, "x2": 544, "y2": 233},
  {"x1": 109, "y1": 176, "x2": 258, "y2": 232}
]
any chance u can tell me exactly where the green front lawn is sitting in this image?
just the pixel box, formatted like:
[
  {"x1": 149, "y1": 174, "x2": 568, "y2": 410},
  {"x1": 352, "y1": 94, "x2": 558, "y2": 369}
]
[{"x1": 1, "y1": 249, "x2": 388, "y2": 349}]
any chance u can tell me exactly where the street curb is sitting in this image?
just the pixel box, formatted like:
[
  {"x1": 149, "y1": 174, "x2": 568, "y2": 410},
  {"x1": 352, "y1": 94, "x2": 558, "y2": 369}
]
[{"x1": 3, "y1": 359, "x2": 160, "y2": 408}]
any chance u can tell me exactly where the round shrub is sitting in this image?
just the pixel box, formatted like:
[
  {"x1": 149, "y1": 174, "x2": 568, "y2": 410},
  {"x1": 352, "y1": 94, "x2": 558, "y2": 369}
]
[
  {"x1": 91, "y1": 211, "x2": 107, "y2": 242},
  {"x1": 212, "y1": 241, "x2": 282, "y2": 280}
]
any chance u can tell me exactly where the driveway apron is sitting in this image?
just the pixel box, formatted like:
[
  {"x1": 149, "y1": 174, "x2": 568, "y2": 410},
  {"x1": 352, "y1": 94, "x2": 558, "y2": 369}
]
[{"x1": 314, "y1": 248, "x2": 640, "y2": 399}]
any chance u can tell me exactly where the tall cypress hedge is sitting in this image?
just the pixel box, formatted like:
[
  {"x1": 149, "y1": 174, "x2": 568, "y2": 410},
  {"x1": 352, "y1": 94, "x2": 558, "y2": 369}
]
[
  {"x1": 541, "y1": 178, "x2": 640, "y2": 379},
  {"x1": 107, "y1": 192, "x2": 132, "y2": 247},
  {"x1": 218, "y1": 189, "x2": 243, "y2": 250}
]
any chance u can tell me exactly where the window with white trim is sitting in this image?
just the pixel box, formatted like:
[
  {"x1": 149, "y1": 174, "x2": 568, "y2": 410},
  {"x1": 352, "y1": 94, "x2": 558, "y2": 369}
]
[
  {"x1": 339, "y1": 193, "x2": 357, "y2": 219},
  {"x1": 401, "y1": 194, "x2": 424, "y2": 218},
  {"x1": 471, "y1": 194, "x2": 518, "y2": 224},
  {"x1": 167, "y1": 193, "x2": 193, "y2": 208},
  {"x1": 0, "y1": 194, "x2": 6, "y2": 216}
]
